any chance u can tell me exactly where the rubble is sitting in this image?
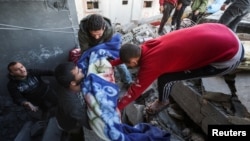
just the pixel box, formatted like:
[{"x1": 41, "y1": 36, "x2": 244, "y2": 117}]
[
  {"x1": 4, "y1": 14, "x2": 250, "y2": 141},
  {"x1": 118, "y1": 15, "x2": 250, "y2": 141}
]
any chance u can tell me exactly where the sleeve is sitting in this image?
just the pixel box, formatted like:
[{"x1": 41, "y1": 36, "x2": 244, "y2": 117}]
[
  {"x1": 117, "y1": 67, "x2": 158, "y2": 110},
  {"x1": 197, "y1": 0, "x2": 208, "y2": 12},
  {"x1": 159, "y1": 0, "x2": 165, "y2": 5},
  {"x1": 224, "y1": 0, "x2": 233, "y2": 5},
  {"x1": 29, "y1": 69, "x2": 54, "y2": 76},
  {"x1": 78, "y1": 30, "x2": 90, "y2": 53},
  {"x1": 103, "y1": 22, "x2": 114, "y2": 42},
  {"x1": 110, "y1": 58, "x2": 123, "y2": 67},
  {"x1": 7, "y1": 83, "x2": 27, "y2": 105}
]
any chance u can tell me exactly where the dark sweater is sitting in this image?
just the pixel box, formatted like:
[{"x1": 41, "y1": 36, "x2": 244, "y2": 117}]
[
  {"x1": 56, "y1": 87, "x2": 91, "y2": 132},
  {"x1": 78, "y1": 15, "x2": 114, "y2": 52},
  {"x1": 7, "y1": 69, "x2": 54, "y2": 106}
]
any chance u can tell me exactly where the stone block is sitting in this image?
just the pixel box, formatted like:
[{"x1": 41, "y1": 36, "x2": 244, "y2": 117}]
[{"x1": 171, "y1": 82, "x2": 204, "y2": 124}]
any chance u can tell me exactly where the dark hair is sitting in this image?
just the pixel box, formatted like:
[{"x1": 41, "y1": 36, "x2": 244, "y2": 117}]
[
  {"x1": 87, "y1": 14, "x2": 105, "y2": 31},
  {"x1": 119, "y1": 43, "x2": 141, "y2": 63},
  {"x1": 7, "y1": 61, "x2": 19, "y2": 72},
  {"x1": 54, "y1": 62, "x2": 76, "y2": 88}
]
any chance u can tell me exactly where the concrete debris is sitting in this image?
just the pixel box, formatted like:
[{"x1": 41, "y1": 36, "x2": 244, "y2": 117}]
[
  {"x1": 5, "y1": 14, "x2": 250, "y2": 141},
  {"x1": 202, "y1": 91, "x2": 232, "y2": 102},
  {"x1": 117, "y1": 15, "x2": 250, "y2": 140},
  {"x1": 119, "y1": 23, "x2": 158, "y2": 45}
]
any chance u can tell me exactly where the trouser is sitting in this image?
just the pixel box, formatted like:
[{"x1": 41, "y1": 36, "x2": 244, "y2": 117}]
[
  {"x1": 158, "y1": 3, "x2": 175, "y2": 33},
  {"x1": 42, "y1": 117, "x2": 63, "y2": 141},
  {"x1": 171, "y1": 5, "x2": 187, "y2": 29},
  {"x1": 191, "y1": 12, "x2": 204, "y2": 23},
  {"x1": 218, "y1": 5, "x2": 249, "y2": 32},
  {"x1": 116, "y1": 64, "x2": 133, "y2": 84},
  {"x1": 42, "y1": 117, "x2": 85, "y2": 141},
  {"x1": 158, "y1": 43, "x2": 244, "y2": 102}
]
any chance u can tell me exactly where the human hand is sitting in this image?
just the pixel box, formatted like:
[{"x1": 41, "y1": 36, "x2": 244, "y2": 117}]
[
  {"x1": 160, "y1": 6, "x2": 164, "y2": 13},
  {"x1": 177, "y1": 3, "x2": 182, "y2": 10},
  {"x1": 220, "y1": 4, "x2": 227, "y2": 11},
  {"x1": 107, "y1": 56, "x2": 114, "y2": 62},
  {"x1": 194, "y1": 10, "x2": 200, "y2": 15},
  {"x1": 23, "y1": 101, "x2": 39, "y2": 112},
  {"x1": 116, "y1": 107, "x2": 121, "y2": 121}
]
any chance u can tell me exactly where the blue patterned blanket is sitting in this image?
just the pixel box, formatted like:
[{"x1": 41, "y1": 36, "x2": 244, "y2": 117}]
[{"x1": 77, "y1": 34, "x2": 170, "y2": 141}]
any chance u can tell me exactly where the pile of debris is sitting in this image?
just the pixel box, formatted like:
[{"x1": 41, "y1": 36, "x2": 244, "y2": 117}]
[{"x1": 118, "y1": 19, "x2": 250, "y2": 141}]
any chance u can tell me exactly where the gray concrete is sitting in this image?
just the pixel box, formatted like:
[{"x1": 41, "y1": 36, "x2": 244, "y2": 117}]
[
  {"x1": 171, "y1": 71, "x2": 250, "y2": 135},
  {"x1": 0, "y1": 1, "x2": 79, "y2": 140},
  {"x1": 0, "y1": 0, "x2": 79, "y2": 100}
]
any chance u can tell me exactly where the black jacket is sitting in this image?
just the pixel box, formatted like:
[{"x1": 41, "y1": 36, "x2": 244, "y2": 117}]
[
  {"x1": 78, "y1": 15, "x2": 114, "y2": 52},
  {"x1": 7, "y1": 69, "x2": 54, "y2": 106},
  {"x1": 56, "y1": 87, "x2": 91, "y2": 132}
]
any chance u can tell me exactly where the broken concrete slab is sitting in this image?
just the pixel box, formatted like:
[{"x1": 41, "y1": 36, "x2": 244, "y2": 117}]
[
  {"x1": 203, "y1": 73, "x2": 250, "y2": 113},
  {"x1": 171, "y1": 72, "x2": 250, "y2": 135},
  {"x1": 172, "y1": 81, "x2": 233, "y2": 135}
]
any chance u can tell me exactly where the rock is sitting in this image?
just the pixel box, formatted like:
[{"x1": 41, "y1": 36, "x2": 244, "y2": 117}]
[
  {"x1": 167, "y1": 104, "x2": 185, "y2": 120},
  {"x1": 202, "y1": 92, "x2": 231, "y2": 102}
]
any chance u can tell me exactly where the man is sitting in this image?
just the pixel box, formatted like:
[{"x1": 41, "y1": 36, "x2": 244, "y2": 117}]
[
  {"x1": 190, "y1": 0, "x2": 208, "y2": 23},
  {"x1": 78, "y1": 14, "x2": 133, "y2": 87},
  {"x1": 171, "y1": 0, "x2": 192, "y2": 30},
  {"x1": 53, "y1": 62, "x2": 91, "y2": 141},
  {"x1": 7, "y1": 61, "x2": 58, "y2": 118},
  {"x1": 111, "y1": 23, "x2": 244, "y2": 114},
  {"x1": 218, "y1": 0, "x2": 250, "y2": 32},
  {"x1": 158, "y1": 0, "x2": 178, "y2": 35}
]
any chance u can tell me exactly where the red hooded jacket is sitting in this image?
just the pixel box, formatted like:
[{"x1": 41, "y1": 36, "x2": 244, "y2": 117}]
[{"x1": 112, "y1": 23, "x2": 240, "y2": 110}]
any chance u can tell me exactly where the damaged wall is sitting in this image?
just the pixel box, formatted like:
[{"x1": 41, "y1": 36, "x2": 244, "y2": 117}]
[
  {"x1": 0, "y1": 0, "x2": 79, "y2": 130},
  {"x1": 0, "y1": 0, "x2": 79, "y2": 93}
]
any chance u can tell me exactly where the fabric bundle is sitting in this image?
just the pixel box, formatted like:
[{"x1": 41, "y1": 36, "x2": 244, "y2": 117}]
[{"x1": 77, "y1": 34, "x2": 170, "y2": 141}]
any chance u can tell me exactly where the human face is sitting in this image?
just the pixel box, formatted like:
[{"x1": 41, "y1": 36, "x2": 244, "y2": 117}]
[
  {"x1": 89, "y1": 29, "x2": 104, "y2": 40},
  {"x1": 125, "y1": 57, "x2": 140, "y2": 68},
  {"x1": 71, "y1": 66, "x2": 84, "y2": 85},
  {"x1": 9, "y1": 62, "x2": 27, "y2": 78}
]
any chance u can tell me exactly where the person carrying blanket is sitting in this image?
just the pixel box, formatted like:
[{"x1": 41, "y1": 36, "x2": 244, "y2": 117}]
[{"x1": 77, "y1": 33, "x2": 171, "y2": 141}]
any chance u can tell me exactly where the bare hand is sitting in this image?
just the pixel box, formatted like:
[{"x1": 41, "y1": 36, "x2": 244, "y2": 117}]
[
  {"x1": 116, "y1": 108, "x2": 121, "y2": 121},
  {"x1": 220, "y1": 4, "x2": 227, "y2": 11},
  {"x1": 194, "y1": 10, "x2": 200, "y2": 15},
  {"x1": 177, "y1": 3, "x2": 182, "y2": 10},
  {"x1": 160, "y1": 6, "x2": 164, "y2": 13},
  {"x1": 23, "y1": 101, "x2": 39, "y2": 112}
]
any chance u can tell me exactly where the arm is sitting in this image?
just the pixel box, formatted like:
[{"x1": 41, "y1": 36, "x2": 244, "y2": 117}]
[
  {"x1": 7, "y1": 83, "x2": 38, "y2": 111},
  {"x1": 159, "y1": 0, "x2": 165, "y2": 13},
  {"x1": 22, "y1": 101, "x2": 39, "y2": 112},
  {"x1": 78, "y1": 31, "x2": 90, "y2": 53},
  {"x1": 177, "y1": 2, "x2": 183, "y2": 10},
  {"x1": 110, "y1": 58, "x2": 123, "y2": 67},
  {"x1": 117, "y1": 66, "x2": 158, "y2": 110},
  {"x1": 29, "y1": 69, "x2": 54, "y2": 76},
  {"x1": 196, "y1": 0, "x2": 208, "y2": 14},
  {"x1": 159, "y1": 0, "x2": 165, "y2": 5},
  {"x1": 224, "y1": 0, "x2": 234, "y2": 5},
  {"x1": 220, "y1": 0, "x2": 233, "y2": 11},
  {"x1": 7, "y1": 83, "x2": 27, "y2": 105}
]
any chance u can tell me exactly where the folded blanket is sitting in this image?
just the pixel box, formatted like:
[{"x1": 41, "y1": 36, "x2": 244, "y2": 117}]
[{"x1": 77, "y1": 33, "x2": 171, "y2": 141}]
